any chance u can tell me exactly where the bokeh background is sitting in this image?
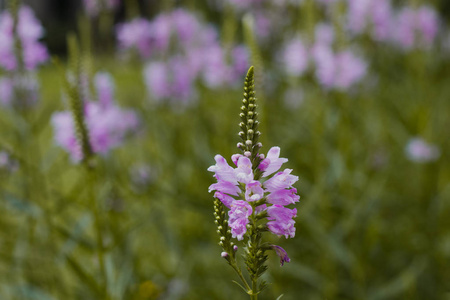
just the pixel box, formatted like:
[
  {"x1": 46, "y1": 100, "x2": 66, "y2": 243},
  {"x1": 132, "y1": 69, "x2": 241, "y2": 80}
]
[{"x1": 1, "y1": 0, "x2": 450, "y2": 299}]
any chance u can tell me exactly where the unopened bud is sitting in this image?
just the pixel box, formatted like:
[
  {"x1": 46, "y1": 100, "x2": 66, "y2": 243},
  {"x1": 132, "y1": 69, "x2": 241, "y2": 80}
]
[
  {"x1": 233, "y1": 245, "x2": 238, "y2": 252},
  {"x1": 245, "y1": 140, "x2": 252, "y2": 146},
  {"x1": 221, "y1": 252, "x2": 229, "y2": 258},
  {"x1": 244, "y1": 151, "x2": 251, "y2": 157}
]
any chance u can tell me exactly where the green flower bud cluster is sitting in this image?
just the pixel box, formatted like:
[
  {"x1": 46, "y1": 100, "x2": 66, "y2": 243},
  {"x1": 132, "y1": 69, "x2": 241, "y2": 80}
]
[
  {"x1": 214, "y1": 198, "x2": 236, "y2": 264},
  {"x1": 237, "y1": 66, "x2": 262, "y2": 171},
  {"x1": 66, "y1": 34, "x2": 93, "y2": 163}
]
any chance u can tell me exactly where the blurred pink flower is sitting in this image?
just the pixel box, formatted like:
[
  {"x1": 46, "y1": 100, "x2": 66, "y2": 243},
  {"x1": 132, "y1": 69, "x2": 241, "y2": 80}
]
[{"x1": 405, "y1": 138, "x2": 440, "y2": 163}]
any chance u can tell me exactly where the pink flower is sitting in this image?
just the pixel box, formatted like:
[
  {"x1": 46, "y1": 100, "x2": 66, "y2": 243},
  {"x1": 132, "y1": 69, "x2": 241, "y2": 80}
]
[
  {"x1": 266, "y1": 188, "x2": 300, "y2": 206},
  {"x1": 267, "y1": 205, "x2": 297, "y2": 238},
  {"x1": 94, "y1": 72, "x2": 114, "y2": 108},
  {"x1": 234, "y1": 156, "x2": 254, "y2": 184},
  {"x1": 282, "y1": 37, "x2": 309, "y2": 77},
  {"x1": 208, "y1": 180, "x2": 240, "y2": 196},
  {"x1": 229, "y1": 200, "x2": 253, "y2": 241},
  {"x1": 208, "y1": 155, "x2": 238, "y2": 184},
  {"x1": 260, "y1": 146, "x2": 288, "y2": 177},
  {"x1": 264, "y1": 169, "x2": 298, "y2": 192},
  {"x1": 405, "y1": 138, "x2": 440, "y2": 163},
  {"x1": 52, "y1": 72, "x2": 139, "y2": 162},
  {"x1": 271, "y1": 245, "x2": 291, "y2": 266},
  {"x1": 214, "y1": 191, "x2": 235, "y2": 208},
  {"x1": 0, "y1": 6, "x2": 48, "y2": 71},
  {"x1": 245, "y1": 181, "x2": 265, "y2": 202}
]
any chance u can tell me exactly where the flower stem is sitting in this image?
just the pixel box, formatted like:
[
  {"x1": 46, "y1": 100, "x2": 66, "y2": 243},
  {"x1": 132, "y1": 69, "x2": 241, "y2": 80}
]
[
  {"x1": 86, "y1": 165, "x2": 109, "y2": 299},
  {"x1": 250, "y1": 279, "x2": 258, "y2": 300}
]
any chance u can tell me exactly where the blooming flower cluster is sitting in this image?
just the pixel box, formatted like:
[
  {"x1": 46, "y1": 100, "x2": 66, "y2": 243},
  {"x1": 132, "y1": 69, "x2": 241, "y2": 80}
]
[
  {"x1": 281, "y1": 24, "x2": 367, "y2": 91},
  {"x1": 0, "y1": 6, "x2": 48, "y2": 71},
  {"x1": 405, "y1": 138, "x2": 440, "y2": 163},
  {"x1": 208, "y1": 147, "x2": 299, "y2": 240},
  {"x1": 51, "y1": 72, "x2": 139, "y2": 162},
  {"x1": 391, "y1": 6, "x2": 439, "y2": 50},
  {"x1": 117, "y1": 9, "x2": 249, "y2": 105},
  {"x1": 345, "y1": 1, "x2": 439, "y2": 50}
]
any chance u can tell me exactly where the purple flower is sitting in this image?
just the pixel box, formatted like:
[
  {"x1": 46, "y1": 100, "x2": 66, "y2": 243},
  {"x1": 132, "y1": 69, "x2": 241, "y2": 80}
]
[
  {"x1": 229, "y1": 200, "x2": 253, "y2": 241},
  {"x1": 143, "y1": 61, "x2": 171, "y2": 101},
  {"x1": 94, "y1": 72, "x2": 115, "y2": 108},
  {"x1": 271, "y1": 245, "x2": 291, "y2": 266},
  {"x1": 346, "y1": 0, "x2": 393, "y2": 41},
  {"x1": 234, "y1": 156, "x2": 254, "y2": 184},
  {"x1": 311, "y1": 44, "x2": 367, "y2": 90},
  {"x1": 52, "y1": 73, "x2": 139, "y2": 162},
  {"x1": 143, "y1": 58, "x2": 196, "y2": 105},
  {"x1": 371, "y1": 0, "x2": 393, "y2": 41},
  {"x1": 267, "y1": 205, "x2": 297, "y2": 238},
  {"x1": 0, "y1": 6, "x2": 48, "y2": 71},
  {"x1": 214, "y1": 191, "x2": 235, "y2": 208},
  {"x1": 208, "y1": 148, "x2": 299, "y2": 243},
  {"x1": 209, "y1": 180, "x2": 240, "y2": 196},
  {"x1": 208, "y1": 154, "x2": 238, "y2": 184},
  {"x1": 266, "y1": 188, "x2": 300, "y2": 206},
  {"x1": 231, "y1": 46, "x2": 250, "y2": 78},
  {"x1": 405, "y1": 138, "x2": 440, "y2": 163},
  {"x1": 116, "y1": 18, "x2": 153, "y2": 59},
  {"x1": 333, "y1": 50, "x2": 367, "y2": 90},
  {"x1": 264, "y1": 169, "x2": 298, "y2": 192},
  {"x1": 392, "y1": 6, "x2": 439, "y2": 50},
  {"x1": 281, "y1": 37, "x2": 309, "y2": 77},
  {"x1": 417, "y1": 6, "x2": 439, "y2": 46},
  {"x1": 245, "y1": 181, "x2": 265, "y2": 202},
  {"x1": 260, "y1": 146, "x2": 288, "y2": 177},
  {"x1": 311, "y1": 43, "x2": 336, "y2": 89}
]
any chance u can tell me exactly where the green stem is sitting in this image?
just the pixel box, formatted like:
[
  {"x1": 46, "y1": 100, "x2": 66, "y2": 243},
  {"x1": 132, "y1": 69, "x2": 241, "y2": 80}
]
[
  {"x1": 86, "y1": 165, "x2": 109, "y2": 299},
  {"x1": 250, "y1": 279, "x2": 258, "y2": 300},
  {"x1": 231, "y1": 261, "x2": 251, "y2": 292}
]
